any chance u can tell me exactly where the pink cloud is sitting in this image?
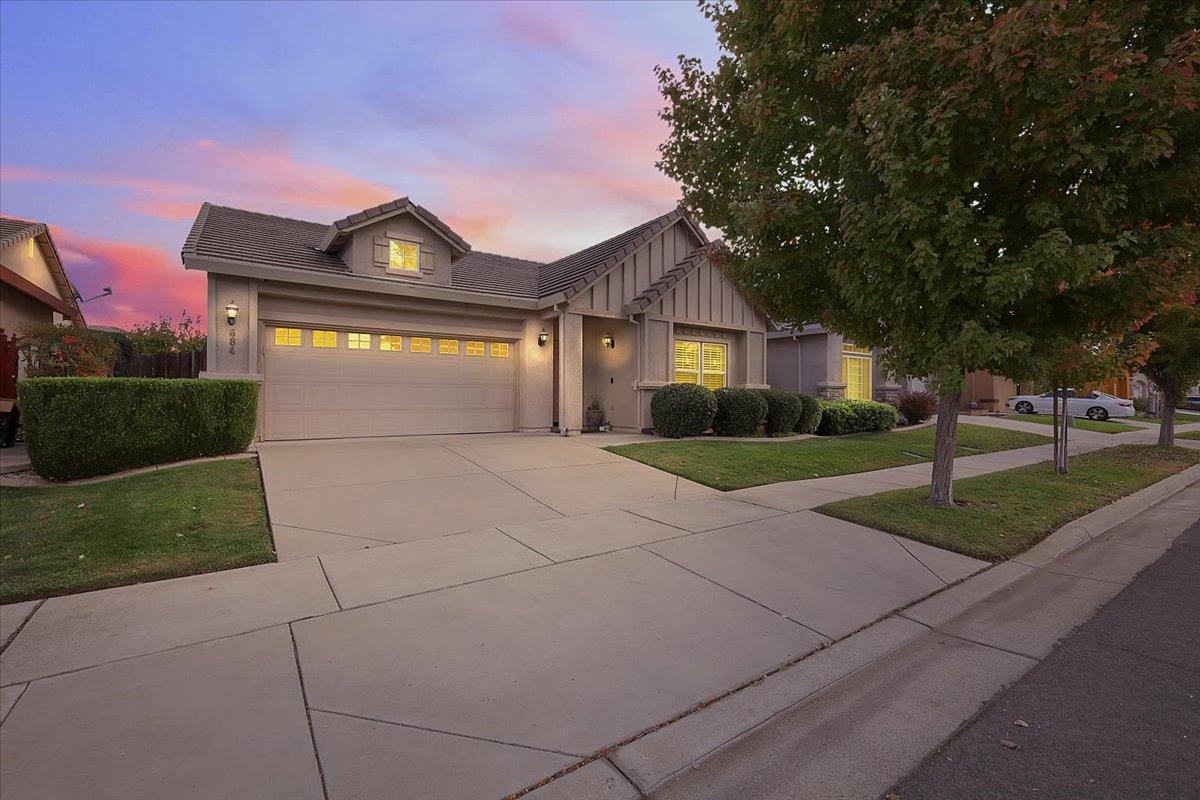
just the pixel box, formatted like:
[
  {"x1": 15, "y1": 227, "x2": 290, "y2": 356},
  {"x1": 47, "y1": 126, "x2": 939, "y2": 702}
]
[
  {"x1": 2, "y1": 139, "x2": 395, "y2": 223},
  {"x1": 49, "y1": 227, "x2": 205, "y2": 329}
]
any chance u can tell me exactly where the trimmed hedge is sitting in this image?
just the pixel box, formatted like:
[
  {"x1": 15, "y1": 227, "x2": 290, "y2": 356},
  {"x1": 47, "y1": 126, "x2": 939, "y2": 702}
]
[
  {"x1": 713, "y1": 387, "x2": 768, "y2": 437},
  {"x1": 797, "y1": 393, "x2": 823, "y2": 434},
  {"x1": 755, "y1": 389, "x2": 804, "y2": 436},
  {"x1": 815, "y1": 398, "x2": 899, "y2": 436},
  {"x1": 18, "y1": 377, "x2": 260, "y2": 480},
  {"x1": 651, "y1": 383, "x2": 718, "y2": 438}
]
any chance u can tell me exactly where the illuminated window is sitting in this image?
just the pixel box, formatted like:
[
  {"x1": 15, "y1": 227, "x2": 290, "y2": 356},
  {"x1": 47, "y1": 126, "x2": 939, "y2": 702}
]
[
  {"x1": 275, "y1": 327, "x2": 301, "y2": 347},
  {"x1": 380, "y1": 335, "x2": 403, "y2": 351},
  {"x1": 439, "y1": 339, "x2": 459, "y2": 355},
  {"x1": 388, "y1": 240, "x2": 420, "y2": 273},
  {"x1": 312, "y1": 330, "x2": 338, "y2": 348},
  {"x1": 410, "y1": 337, "x2": 432, "y2": 353},
  {"x1": 841, "y1": 343, "x2": 873, "y2": 400},
  {"x1": 674, "y1": 340, "x2": 726, "y2": 389},
  {"x1": 490, "y1": 342, "x2": 510, "y2": 358},
  {"x1": 348, "y1": 332, "x2": 371, "y2": 350},
  {"x1": 466, "y1": 340, "x2": 485, "y2": 356}
]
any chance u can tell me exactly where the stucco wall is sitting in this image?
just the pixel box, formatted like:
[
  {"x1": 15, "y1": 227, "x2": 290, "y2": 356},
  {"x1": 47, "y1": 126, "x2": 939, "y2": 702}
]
[
  {"x1": 1, "y1": 237, "x2": 61, "y2": 299},
  {"x1": 582, "y1": 316, "x2": 639, "y2": 430},
  {"x1": 766, "y1": 337, "x2": 800, "y2": 392},
  {"x1": 208, "y1": 274, "x2": 259, "y2": 376},
  {"x1": 342, "y1": 214, "x2": 455, "y2": 287},
  {"x1": 0, "y1": 288, "x2": 53, "y2": 336}
]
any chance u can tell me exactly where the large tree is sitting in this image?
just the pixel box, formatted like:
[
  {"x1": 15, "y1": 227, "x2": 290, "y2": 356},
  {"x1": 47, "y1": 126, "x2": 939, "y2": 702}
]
[
  {"x1": 1139, "y1": 302, "x2": 1200, "y2": 445},
  {"x1": 658, "y1": 0, "x2": 1199, "y2": 504}
]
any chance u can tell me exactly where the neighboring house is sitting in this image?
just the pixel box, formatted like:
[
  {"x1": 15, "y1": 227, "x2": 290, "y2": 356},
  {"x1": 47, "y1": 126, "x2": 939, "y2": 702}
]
[
  {"x1": 1, "y1": 217, "x2": 85, "y2": 438},
  {"x1": 181, "y1": 198, "x2": 771, "y2": 440},
  {"x1": 766, "y1": 324, "x2": 921, "y2": 402},
  {"x1": 0, "y1": 217, "x2": 84, "y2": 335}
]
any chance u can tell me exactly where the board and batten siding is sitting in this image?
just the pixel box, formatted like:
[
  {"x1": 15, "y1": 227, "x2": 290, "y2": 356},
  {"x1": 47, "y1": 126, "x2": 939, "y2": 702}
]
[
  {"x1": 568, "y1": 223, "x2": 701, "y2": 315},
  {"x1": 647, "y1": 258, "x2": 767, "y2": 330}
]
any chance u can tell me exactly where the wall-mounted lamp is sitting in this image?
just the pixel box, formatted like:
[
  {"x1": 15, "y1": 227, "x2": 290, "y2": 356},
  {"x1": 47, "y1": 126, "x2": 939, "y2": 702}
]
[
  {"x1": 601, "y1": 331, "x2": 615, "y2": 349},
  {"x1": 224, "y1": 302, "x2": 239, "y2": 326},
  {"x1": 537, "y1": 328, "x2": 549, "y2": 347}
]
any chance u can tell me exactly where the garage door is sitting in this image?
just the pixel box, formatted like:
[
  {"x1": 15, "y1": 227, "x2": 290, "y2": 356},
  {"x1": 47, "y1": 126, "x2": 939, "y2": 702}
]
[{"x1": 262, "y1": 326, "x2": 517, "y2": 440}]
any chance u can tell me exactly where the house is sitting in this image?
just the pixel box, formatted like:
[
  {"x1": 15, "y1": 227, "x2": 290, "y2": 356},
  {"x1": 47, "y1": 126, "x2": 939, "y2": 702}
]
[
  {"x1": 0, "y1": 217, "x2": 84, "y2": 335},
  {"x1": 181, "y1": 198, "x2": 771, "y2": 440},
  {"x1": 1, "y1": 217, "x2": 86, "y2": 442},
  {"x1": 766, "y1": 324, "x2": 921, "y2": 402}
]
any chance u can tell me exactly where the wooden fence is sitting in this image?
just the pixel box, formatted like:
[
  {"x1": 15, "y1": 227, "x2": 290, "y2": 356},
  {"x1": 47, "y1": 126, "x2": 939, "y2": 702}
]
[{"x1": 128, "y1": 350, "x2": 207, "y2": 379}]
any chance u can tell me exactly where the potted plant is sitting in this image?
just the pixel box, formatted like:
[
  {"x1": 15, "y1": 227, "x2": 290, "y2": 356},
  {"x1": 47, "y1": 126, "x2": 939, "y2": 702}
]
[{"x1": 585, "y1": 399, "x2": 604, "y2": 432}]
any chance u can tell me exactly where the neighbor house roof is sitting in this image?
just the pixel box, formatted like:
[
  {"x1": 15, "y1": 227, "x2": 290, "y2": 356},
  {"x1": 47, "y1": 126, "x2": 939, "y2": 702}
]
[
  {"x1": 0, "y1": 216, "x2": 84, "y2": 323},
  {"x1": 182, "y1": 199, "x2": 710, "y2": 304}
]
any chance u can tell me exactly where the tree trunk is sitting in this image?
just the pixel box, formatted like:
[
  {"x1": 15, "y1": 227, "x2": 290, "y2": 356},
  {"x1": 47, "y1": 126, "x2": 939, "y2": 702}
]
[
  {"x1": 1056, "y1": 383, "x2": 1070, "y2": 474},
  {"x1": 1158, "y1": 398, "x2": 1177, "y2": 447},
  {"x1": 929, "y1": 391, "x2": 962, "y2": 507}
]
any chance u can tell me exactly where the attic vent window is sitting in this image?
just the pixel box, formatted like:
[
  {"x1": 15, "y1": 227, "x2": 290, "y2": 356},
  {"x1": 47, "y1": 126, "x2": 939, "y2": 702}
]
[{"x1": 388, "y1": 240, "x2": 420, "y2": 273}]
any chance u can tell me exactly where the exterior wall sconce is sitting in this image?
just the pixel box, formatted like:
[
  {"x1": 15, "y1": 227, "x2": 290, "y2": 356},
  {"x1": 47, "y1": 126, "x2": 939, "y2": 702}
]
[
  {"x1": 537, "y1": 328, "x2": 549, "y2": 347},
  {"x1": 601, "y1": 332, "x2": 615, "y2": 349},
  {"x1": 224, "y1": 302, "x2": 239, "y2": 326}
]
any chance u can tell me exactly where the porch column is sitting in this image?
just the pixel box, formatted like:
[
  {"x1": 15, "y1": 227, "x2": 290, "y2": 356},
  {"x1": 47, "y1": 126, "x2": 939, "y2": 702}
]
[{"x1": 559, "y1": 312, "x2": 584, "y2": 435}]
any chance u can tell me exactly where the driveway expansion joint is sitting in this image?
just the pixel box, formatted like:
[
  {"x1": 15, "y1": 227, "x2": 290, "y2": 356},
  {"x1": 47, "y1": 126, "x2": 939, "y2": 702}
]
[
  {"x1": 0, "y1": 598, "x2": 45, "y2": 654},
  {"x1": 289, "y1": 623, "x2": 330, "y2": 800}
]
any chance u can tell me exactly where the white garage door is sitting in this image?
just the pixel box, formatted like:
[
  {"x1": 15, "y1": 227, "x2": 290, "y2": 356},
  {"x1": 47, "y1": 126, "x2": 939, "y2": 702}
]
[{"x1": 262, "y1": 326, "x2": 517, "y2": 440}]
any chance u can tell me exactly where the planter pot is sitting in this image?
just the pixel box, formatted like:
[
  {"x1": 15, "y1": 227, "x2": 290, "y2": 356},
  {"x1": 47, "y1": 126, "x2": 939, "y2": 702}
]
[{"x1": 585, "y1": 409, "x2": 604, "y2": 431}]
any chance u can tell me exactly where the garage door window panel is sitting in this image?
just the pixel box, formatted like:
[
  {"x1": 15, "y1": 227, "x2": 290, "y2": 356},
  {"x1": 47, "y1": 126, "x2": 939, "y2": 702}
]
[
  {"x1": 274, "y1": 328, "x2": 301, "y2": 347},
  {"x1": 313, "y1": 330, "x2": 338, "y2": 348},
  {"x1": 410, "y1": 337, "x2": 432, "y2": 353},
  {"x1": 466, "y1": 340, "x2": 485, "y2": 357},
  {"x1": 380, "y1": 335, "x2": 403, "y2": 351},
  {"x1": 439, "y1": 339, "x2": 459, "y2": 355},
  {"x1": 348, "y1": 332, "x2": 371, "y2": 350},
  {"x1": 490, "y1": 342, "x2": 510, "y2": 358}
]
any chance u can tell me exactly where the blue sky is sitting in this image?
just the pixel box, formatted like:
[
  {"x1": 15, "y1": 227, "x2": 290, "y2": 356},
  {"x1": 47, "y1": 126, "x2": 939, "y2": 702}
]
[{"x1": 0, "y1": 0, "x2": 720, "y2": 326}]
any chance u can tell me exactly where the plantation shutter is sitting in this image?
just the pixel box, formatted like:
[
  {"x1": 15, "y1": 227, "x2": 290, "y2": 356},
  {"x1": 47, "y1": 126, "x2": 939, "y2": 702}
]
[{"x1": 674, "y1": 341, "x2": 700, "y2": 384}]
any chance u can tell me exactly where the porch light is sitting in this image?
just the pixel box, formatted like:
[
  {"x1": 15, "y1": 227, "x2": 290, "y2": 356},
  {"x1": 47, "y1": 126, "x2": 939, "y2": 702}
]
[
  {"x1": 601, "y1": 331, "x2": 615, "y2": 349},
  {"x1": 224, "y1": 302, "x2": 239, "y2": 326},
  {"x1": 537, "y1": 328, "x2": 549, "y2": 347}
]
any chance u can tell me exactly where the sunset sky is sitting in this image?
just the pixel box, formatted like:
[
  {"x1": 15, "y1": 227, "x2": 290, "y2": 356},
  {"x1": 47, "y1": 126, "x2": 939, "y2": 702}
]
[{"x1": 0, "y1": 0, "x2": 720, "y2": 328}]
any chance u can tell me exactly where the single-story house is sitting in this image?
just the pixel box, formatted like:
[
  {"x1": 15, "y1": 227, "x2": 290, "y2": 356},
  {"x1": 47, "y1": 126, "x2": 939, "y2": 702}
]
[
  {"x1": 766, "y1": 324, "x2": 923, "y2": 402},
  {"x1": 182, "y1": 198, "x2": 771, "y2": 440}
]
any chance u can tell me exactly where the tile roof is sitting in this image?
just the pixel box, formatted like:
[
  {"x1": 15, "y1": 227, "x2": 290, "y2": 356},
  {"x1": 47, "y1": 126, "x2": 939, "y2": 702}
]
[
  {"x1": 625, "y1": 245, "x2": 710, "y2": 313},
  {"x1": 450, "y1": 251, "x2": 542, "y2": 298},
  {"x1": 538, "y1": 210, "x2": 701, "y2": 298},
  {"x1": 0, "y1": 216, "x2": 47, "y2": 248},
  {"x1": 182, "y1": 203, "x2": 349, "y2": 273},
  {"x1": 182, "y1": 201, "x2": 705, "y2": 303},
  {"x1": 326, "y1": 197, "x2": 471, "y2": 253}
]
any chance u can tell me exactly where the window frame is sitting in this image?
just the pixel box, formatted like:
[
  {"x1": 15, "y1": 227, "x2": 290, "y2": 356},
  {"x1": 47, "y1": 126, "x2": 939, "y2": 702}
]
[
  {"x1": 274, "y1": 327, "x2": 301, "y2": 347},
  {"x1": 312, "y1": 329, "x2": 338, "y2": 349},
  {"x1": 409, "y1": 336, "x2": 432, "y2": 353},
  {"x1": 841, "y1": 343, "x2": 873, "y2": 400},
  {"x1": 379, "y1": 334, "x2": 403, "y2": 352},
  {"x1": 347, "y1": 332, "x2": 371, "y2": 350},
  {"x1": 465, "y1": 340, "x2": 485, "y2": 357},
  {"x1": 490, "y1": 342, "x2": 510, "y2": 358},
  {"x1": 673, "y1": 339, "x2": 727, "y2": 389},
  {"x1": 438, "y1": 339, "x2": 459, "y2": 355},
  {"x1": 386, "y1": 239, "x2": 421, "y2": 274}
]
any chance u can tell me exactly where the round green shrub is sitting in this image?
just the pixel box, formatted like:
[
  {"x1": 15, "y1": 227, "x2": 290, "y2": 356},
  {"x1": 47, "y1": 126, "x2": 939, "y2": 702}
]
[
  {"x1": 651, "y1": 383, "x2": 718, "y2": 438},
  {"x1": 796, "y1": 393, "x2": 823, "y2": 434},
  {"x1": 755, "y1": 389, "x2": 803, "y2": 436},
  {"x1": 713, "y1": 387, "x2": 768, "y2": 436},
  {"x1": 815, "y1": 398, "x2": 899, "y2": 435}
]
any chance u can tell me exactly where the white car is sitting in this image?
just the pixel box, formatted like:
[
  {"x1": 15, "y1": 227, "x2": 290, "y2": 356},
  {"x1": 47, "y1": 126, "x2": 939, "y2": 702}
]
[{"x1": 1005, "y1": 390, "x2": 1135, "y2": 420}]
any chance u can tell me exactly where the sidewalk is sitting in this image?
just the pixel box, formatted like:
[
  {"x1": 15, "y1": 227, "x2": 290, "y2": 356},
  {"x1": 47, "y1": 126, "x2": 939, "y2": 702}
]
[
  {"x1": 642, "y1": 484, "x2": 1199, "y2": 800},
  {"x1": 891, "y1": 515, "x2": 1199, "y2": 799}
]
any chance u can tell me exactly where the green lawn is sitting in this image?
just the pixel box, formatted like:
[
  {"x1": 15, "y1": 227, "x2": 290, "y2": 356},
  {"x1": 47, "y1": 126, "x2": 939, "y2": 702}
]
[
  {"x1": 0, "y1": 459, "x2": 276, "y2": 604},
  {"x1": 1006, "y1": 413, "x2": 1140, "y2": 433},
  {"x1": 818, "y1": 445, "x2": 1199, "y2": 562},
  {"x1": 1133, "y1": 411, "x2": 1200, "y2": 425},
  {"x1": 606, "y1": 423, "x2": 1050, "y2": 491},
  {"x1": 1178, "y1": 430, "x2": 1200, "y2": 441}
]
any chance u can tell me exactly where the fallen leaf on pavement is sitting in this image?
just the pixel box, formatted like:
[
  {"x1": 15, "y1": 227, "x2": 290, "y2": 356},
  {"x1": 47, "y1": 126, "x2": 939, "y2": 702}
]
[
  {"x1": 1014, "y1": 719, "x2": 1030, "y2": 728},
  {"x1": 1001, "y1": 739, "x2": 1020, "y2": 750}
]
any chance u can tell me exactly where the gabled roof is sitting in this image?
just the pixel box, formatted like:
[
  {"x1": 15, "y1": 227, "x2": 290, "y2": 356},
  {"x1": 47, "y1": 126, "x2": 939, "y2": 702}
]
[
  {"x1": 182, "y1": 203, "x2": 349, "y2": 273},
  {"x1": 451, "y1": 251, "x2": 542, "y2": 299},
  {"x1": 0, "y1": 216, "x2": 84, "y2": 323},
  {"x1": 316, "y1": 197, "x2": 471, "y2": 254},
  {"x1": 538, "y1": 209, "x2": 706, "y2": 298},
  {"x1": 624, "y1": 245, "x2": 712, "y2": 313}
]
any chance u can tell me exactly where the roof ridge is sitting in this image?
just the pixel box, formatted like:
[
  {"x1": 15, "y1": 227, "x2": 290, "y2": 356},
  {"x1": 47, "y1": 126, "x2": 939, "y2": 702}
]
[{"x1": 463, "y1": 250, "x2": 546, "y2": 266}]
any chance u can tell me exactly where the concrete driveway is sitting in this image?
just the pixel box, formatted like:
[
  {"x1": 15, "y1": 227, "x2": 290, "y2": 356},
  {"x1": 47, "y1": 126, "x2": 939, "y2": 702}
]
[{"x1": 1, "y1": 432, "x2": 991, "y2": 800}]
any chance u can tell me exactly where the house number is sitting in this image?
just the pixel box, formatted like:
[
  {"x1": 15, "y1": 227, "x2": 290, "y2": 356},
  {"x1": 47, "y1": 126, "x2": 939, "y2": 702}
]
[{"x1": 228, "y1": 329, "x2": 237, "y2": 354}]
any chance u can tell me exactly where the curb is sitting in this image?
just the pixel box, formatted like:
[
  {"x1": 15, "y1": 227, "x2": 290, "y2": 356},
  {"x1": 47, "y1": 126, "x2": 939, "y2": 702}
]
[
  {"x1": 0, "y1": 452, "x2": 258, "y2": 489},
  {"x1": 576, "y1": 466, "x2": 1199, "y2": 797}
]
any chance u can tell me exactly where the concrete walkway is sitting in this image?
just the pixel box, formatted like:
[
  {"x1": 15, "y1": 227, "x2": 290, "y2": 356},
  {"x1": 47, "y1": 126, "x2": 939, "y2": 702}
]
[
  {"x1": 0, "y1": 417, "x2": 1195, "y2": 799},
  {"x1": 891, "y1": 515, "x2": 1200, "y2": 800}
]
